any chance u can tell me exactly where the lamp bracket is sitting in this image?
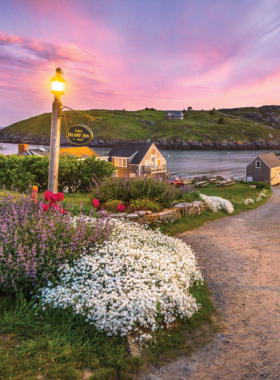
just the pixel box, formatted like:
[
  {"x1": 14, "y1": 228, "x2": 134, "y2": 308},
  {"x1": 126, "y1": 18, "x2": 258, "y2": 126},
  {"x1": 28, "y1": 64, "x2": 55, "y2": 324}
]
[{"x1": 61, "y1": 105, "x2": 103, "y2": 121}]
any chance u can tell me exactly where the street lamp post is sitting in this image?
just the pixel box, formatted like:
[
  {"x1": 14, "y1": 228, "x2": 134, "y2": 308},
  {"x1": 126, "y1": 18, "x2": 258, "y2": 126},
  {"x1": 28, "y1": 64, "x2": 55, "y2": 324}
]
[{"x1": 48, "y1": 68, "x2": 66, "y2": 193}]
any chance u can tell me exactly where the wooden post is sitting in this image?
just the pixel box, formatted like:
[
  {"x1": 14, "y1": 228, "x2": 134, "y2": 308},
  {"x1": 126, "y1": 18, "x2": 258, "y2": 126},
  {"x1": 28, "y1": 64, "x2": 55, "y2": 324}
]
[{"x1": 48, "y1": 95, "x2": 62, "y2": 193}]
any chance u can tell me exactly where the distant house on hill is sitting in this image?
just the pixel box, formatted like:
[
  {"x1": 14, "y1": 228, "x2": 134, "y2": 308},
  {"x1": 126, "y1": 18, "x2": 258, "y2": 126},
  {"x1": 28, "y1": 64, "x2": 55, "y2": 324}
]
[
  {"x1": 164, "y1": 110, "x2": 184, "y2": 120},
  {"x1": 245, "y1": 152, "x2": 280, "y2": 185},
  {"x1": 108, "y1": 142, "x2": 167, "y2": 178},
  {"x1": 17, "y1": 144, "x2": 108, "y2": 161}
]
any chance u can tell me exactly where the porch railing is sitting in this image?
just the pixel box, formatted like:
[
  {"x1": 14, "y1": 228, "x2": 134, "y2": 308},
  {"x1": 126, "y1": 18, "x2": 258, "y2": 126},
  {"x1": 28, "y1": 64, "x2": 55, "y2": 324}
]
[{"x1": 143, "y1": 165, "x2": 167, "y2": 174}]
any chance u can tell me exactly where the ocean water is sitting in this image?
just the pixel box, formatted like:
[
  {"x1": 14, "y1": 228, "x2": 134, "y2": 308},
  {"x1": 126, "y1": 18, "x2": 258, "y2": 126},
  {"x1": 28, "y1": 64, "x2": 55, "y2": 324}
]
[{"x1": 1, "y1": 143, "x2": 279, "y2": 180}]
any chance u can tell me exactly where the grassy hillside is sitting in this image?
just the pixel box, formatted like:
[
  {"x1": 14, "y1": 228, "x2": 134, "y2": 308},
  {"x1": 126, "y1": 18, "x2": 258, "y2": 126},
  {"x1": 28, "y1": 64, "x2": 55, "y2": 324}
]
[{"x1": 3, "y1": 109, "x2": 280, "y2": 142}]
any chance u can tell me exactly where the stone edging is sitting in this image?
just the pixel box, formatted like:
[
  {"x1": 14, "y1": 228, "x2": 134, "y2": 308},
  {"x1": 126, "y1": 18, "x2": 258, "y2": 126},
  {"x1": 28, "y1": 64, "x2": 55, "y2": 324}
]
[{"x1": 98, "y1": 201, "x2": 205, "y2": 226}]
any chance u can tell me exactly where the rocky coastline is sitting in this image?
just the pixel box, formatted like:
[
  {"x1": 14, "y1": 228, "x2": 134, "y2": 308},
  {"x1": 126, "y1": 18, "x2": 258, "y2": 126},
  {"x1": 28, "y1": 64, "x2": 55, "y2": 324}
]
[{"x1": 1, "y1": 131, "x2": 280, "y2": 150}]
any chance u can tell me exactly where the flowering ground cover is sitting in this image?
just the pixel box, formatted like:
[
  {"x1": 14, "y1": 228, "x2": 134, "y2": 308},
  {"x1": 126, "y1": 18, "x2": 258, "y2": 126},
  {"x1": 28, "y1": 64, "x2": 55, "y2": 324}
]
[
  {"x1": 200, "y1": 194, "x2": 234, "y2": 214},
  {"x1": 40, "y1": 220, "x2": 202, "y2": 337}
]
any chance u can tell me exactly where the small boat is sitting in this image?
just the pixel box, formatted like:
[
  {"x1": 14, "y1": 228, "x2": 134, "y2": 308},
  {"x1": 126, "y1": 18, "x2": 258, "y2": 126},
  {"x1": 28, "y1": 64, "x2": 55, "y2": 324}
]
[{"x1": 0, "y1": 145, "x2": 9, "y2": 150}]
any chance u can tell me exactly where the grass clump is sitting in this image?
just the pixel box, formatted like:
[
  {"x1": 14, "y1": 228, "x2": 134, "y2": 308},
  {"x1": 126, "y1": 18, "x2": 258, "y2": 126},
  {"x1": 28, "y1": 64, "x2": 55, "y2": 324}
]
[
  {"x1": 130, "y1": 198, "x2": 162, "y2": 212},
  {"x1": 105, "y1": 200, "x2": 124, "y2": 212},
  {"x1": 256, "y1": 181, "x2": 271, "y2": 190},
  {"x1": 180, "y1": 190, "x2": 202, "y2": 203}
]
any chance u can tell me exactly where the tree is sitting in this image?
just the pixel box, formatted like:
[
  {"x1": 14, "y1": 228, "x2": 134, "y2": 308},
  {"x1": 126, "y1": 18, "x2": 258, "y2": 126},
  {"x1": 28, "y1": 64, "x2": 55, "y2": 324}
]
[{"x1": 218, "y1": 117, "x2": 225, "y2": 124}]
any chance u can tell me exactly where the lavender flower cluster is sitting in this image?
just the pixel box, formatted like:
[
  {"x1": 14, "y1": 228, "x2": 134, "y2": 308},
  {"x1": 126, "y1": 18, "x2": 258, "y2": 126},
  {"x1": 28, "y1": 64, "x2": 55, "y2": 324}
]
[{"x1": 0, "y1": 190, "x2": 113, "y2": 295}]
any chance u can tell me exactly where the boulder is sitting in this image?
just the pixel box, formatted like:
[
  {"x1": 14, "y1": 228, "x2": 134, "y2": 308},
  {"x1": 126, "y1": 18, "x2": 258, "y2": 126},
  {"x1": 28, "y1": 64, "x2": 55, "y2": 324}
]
[{"x1": 126, "y1": 213, "x2": 139, "y2": 220}]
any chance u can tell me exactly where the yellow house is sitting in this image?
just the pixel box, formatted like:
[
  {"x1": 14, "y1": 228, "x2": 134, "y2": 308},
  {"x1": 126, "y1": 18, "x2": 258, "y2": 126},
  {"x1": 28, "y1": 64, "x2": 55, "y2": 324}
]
[
  {"x1": 108, "y1": 142, "x2": 167, "y2": 178},
  {"x1": 18, "y1": 144, "x2": 108, "y2": 161}
]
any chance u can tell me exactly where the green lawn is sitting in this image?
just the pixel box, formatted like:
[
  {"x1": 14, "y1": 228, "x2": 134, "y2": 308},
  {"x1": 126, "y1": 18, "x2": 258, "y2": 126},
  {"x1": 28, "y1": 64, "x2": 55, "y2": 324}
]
[
  {"x1": 161, "y1": 184, "x2": 272, "y2": 236},
  {"x1": 3, "y1": 109, "x2": 280, "y2": 143},
  {"x1": 0, "y1": 284, "x2": 217, "y2": 380}
]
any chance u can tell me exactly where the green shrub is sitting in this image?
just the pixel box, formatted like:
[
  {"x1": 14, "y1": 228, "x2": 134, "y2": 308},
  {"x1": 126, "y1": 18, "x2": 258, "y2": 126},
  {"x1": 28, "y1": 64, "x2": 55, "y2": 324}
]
[
  {"x1": 181, "y1": 191, "x2": 202, "y2": 203},
  {"x1": 240, "y1": 180, "x2": 257, "y2": 185},
  {"x1": 105, "y1": 200, "x2": 124, "y2": 212},
  {"x1": 218, "y1": 117, "x2": 225, "y2": 124},
  {"x1": 256, "y1": 181, "x2": 270, "y2": 190},
  {"x1": 130, "y1": 198, "x2": 162, "y2": 212},
  {"x1": 0, "y1": 154, "x2": 115, "y2": 192},
  {"x1": 90, "y1": 177, "x2": 180, "y2": 208}
]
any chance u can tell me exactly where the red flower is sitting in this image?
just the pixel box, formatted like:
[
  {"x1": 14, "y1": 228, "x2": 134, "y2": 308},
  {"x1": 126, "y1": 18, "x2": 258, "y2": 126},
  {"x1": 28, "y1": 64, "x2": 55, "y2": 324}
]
[
  {"x1": 42, "y1": 204, "x2": 49, "y2": 212},
  {"x1": 92, "y1": 198, "x2": 99, "y2": 207},
  {"x1": 60, "y1": 208, "x2": 66, "y2": 214},
  {"x1": 57, "y1": 192, "x2": 64, "y2": 201},
  {"x1": 50, "y1": 194, "x2": 59, "y2": 203},
  {"x1": 44, "y1": 191, "x2": 53, "y2": 201},
  {"x1": 117, "y1": 203, "x2": 125, "y2": 212}
]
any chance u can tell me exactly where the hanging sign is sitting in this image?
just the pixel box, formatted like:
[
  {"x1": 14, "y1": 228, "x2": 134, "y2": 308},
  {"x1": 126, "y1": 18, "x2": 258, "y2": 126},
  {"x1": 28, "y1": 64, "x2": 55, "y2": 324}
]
[{"x1": 65, "y1": 124, "x2": 93, "y2": 146}]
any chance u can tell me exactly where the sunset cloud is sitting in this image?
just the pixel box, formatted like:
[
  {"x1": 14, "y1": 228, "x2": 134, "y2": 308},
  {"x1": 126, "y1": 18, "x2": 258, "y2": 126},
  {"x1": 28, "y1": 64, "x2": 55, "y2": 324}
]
[{"x1": 1, "y1": 0, "x2": 280, "y2": 125}]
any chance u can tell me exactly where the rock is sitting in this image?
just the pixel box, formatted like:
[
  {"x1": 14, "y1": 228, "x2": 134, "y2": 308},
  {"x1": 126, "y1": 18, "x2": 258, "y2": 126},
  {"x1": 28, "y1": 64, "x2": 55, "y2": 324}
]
[
  {"x1": 137, "y1": 211, "x2": 147, "y2": 217},
  {"x1": 127, "y1": 336, "x2": 141, "y2": 357},
  {"x1": 109, "y1": 213, "x2": 127, "y2": 218},
  {"x1": 158, "y1": 210, "x2": 176, "y2": 220},
  {"x1": 126, "y1": 213, "x2": 139, "y2": 220},
  {"x1": 145, "y1": 213, "x2": 159, "y2": 221},
  {"x1": 183, "y1": 362, "x2": 197, "y2": 372}
]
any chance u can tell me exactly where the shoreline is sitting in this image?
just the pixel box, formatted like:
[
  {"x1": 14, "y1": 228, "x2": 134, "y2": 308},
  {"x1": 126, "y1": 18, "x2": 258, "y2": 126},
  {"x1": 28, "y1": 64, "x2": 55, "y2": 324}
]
[{"x1": 1, "y1": 133, "x2": 280, "y2": 151}]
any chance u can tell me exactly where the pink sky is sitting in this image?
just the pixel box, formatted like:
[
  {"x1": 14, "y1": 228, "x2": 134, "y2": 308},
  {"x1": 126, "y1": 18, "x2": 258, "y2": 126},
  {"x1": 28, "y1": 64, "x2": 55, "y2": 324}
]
[{"x1": 1, "y1": 0, "x2": 280, "y2": 126}]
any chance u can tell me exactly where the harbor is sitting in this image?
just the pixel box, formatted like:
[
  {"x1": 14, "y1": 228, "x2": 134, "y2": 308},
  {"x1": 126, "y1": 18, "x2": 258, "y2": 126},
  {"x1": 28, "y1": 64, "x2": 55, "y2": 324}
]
[{"x1": 1, "y1": 143, "x2": 280, "y2": 180}]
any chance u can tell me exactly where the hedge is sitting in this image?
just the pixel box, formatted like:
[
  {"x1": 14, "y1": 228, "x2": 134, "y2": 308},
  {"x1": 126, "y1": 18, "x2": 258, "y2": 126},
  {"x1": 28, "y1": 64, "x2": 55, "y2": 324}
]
[{"x1": 0, "y1": 154, "x2": 115, "y2": 192}]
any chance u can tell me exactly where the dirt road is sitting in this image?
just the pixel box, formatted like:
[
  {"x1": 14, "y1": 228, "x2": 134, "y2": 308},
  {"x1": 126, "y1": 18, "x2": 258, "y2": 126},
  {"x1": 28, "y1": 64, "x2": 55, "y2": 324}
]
[{"x1": 139, "y1": 189, "x2": 280, "y2": 380}]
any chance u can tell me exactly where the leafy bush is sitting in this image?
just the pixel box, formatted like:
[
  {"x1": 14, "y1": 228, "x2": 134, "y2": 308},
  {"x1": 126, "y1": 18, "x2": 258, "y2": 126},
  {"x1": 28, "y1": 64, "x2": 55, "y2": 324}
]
[
  {"x1": 105, "y1": 200, "x2": 124, "y2": 212},
  {"x1": 218, "y1": 117, "x2": 225, "y2": 124},
  {"x1": 0, "y1": 190, "x2": 113, "y2": 296},
  {"x1": 181, "y1": 191, "x2": 202, "y2": 203},
  {"x1": 130, "y1": 198, "x2": 162, "y2": 212},
  {"x1": 256, "y1": 181, "x2": 270, "y2": 190},
  {"x1": 90, "y1": 176, "x2": 180, "y2": 208},
  {"x1": 240, "y1": 180, "x2": 257, "y2": 185},
  {"x1": 0, "y1": 154, "x2": 115, "y2": 192}
]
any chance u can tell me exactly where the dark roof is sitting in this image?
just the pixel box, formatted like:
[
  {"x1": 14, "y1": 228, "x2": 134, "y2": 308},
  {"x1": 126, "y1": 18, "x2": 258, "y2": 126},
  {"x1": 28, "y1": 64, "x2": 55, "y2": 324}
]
[
  {"x1": 108, "y1": 142, "x2": 153, "y2": 164},
  {"x1": 259, "y1": 153, "x2": 280, "y2": 168}
]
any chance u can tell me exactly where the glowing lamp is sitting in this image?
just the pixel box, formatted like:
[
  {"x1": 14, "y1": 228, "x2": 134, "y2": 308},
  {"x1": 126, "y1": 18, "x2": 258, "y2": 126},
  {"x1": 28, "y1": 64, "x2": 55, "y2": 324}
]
[{"x1": 50, "y1": 67, "x2": 66, "y2": 96}]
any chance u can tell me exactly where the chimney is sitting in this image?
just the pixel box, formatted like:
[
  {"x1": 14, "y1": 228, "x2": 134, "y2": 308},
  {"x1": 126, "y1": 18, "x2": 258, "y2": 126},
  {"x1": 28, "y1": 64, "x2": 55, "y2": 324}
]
[{"x1": 18, "y1": 144, "x2": 28, "y2": 154}]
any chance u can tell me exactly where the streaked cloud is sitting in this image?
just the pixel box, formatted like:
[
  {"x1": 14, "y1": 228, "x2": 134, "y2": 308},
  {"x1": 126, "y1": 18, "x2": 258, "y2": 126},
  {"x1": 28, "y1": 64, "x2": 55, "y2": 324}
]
[{"x1": 1, "y1": 0, "x2": 280, "y2": 125}]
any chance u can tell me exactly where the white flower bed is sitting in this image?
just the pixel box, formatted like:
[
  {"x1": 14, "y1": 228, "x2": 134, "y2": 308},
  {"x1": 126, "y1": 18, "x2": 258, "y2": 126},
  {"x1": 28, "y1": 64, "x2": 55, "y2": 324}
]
[
  {"x1": 200, "y1": 194, "x2": 234, "y2": 214},
  {"x1": 40, "y1": 219, "x2": 202, "y2": 336}
]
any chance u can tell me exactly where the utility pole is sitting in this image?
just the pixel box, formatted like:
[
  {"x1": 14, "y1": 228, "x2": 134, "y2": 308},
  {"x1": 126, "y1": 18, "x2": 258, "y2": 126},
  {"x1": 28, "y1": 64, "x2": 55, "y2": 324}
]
[{"x1": 48, "y1": 68, "x2": 65, "y2": 193}]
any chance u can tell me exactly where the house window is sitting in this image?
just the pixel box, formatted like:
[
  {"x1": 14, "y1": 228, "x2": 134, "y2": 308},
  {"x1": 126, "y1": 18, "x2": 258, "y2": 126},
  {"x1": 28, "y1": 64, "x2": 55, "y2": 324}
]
[
  {"x1": 145, "y1": 160, "x2": 150, "y2": 167},
  {"x1": 157, "y1": 159, "x2": 161, "y2": 167},
  {"x1": 256, "y1": 161, "x2": 261, "y2": 168},
  {"x1": 151, "y1": 148, "x2": 155, "y2": 155},
  {"x1": 113, "y1": 157, "x2": 127, "y2": 167}
]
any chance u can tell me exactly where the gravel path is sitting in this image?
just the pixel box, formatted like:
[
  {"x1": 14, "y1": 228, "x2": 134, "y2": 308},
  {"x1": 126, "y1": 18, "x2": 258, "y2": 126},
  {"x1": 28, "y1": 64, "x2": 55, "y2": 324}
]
[{"x1": 138, "y1": 188, "x2": 280, "y2": 380}]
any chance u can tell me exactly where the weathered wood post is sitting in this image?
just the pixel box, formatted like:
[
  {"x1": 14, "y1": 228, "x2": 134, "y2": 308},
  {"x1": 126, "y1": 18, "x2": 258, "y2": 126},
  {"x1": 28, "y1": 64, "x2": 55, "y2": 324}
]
[{"x1": 48, "y1": 68, "x2": 65, "y2": 193}]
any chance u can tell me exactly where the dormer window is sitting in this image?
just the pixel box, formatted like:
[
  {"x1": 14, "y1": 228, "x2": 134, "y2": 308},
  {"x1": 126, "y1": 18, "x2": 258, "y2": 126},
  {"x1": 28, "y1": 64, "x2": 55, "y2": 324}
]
[{"x1": 256, "y1": 161, "x2": 261, "y2": 168}]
